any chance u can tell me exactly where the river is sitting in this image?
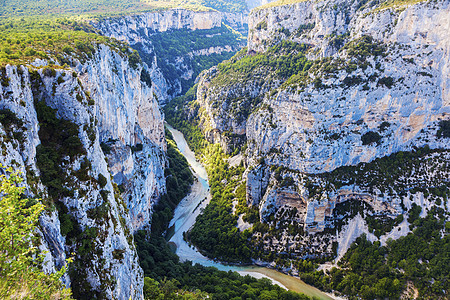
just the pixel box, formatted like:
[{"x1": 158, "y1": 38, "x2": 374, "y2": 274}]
[{"x1": 166, "y1": 124, "x2": 335, "y2": 300}]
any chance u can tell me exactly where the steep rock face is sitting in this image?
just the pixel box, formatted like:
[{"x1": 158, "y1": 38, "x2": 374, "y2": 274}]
[
  {"x1": 245, "y1": 0, "x2": 450, "y2": 171},
  {"x1": 191, "y1": 0, "x2": 450, "y2": 258},
  {"x1": 94, "y1": 9, "x2": 245, "y2": 35},
  {"x1": 79, "y1": 45, "x2": 166, "y2": 231},
  {"x1": 0, "y1": 44, "x2": 166, "y2": 298},
  {"x1": 94, "y1": 9, "x2": 247, "y2": 103},
  {"x1": 248, "y1": 0, "x2": 355, "y2": 55}
]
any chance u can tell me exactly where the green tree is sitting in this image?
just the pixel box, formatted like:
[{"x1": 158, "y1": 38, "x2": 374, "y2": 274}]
[{"x1": 0, "y1": 165, "x2": 72, "y2": 299}]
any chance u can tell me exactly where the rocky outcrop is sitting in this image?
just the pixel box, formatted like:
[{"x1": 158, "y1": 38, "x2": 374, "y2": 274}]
[
  {"x1": 244, "y1": 0, "x2": 450, "y2": 171},
  {"x1": 0, "y1": 44, "x2": 166, "y2": 298},
  {"x1": 94, "y1": 9, "x2": 246, "y2": 35}
]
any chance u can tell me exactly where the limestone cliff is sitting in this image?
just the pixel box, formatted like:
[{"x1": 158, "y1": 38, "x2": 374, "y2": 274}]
[
  {"x1": 93, "y1": 9, "x2": 247, "y2": 103},
  {"x1": 0, "y1": 44, "x2": 166, "y2": 298},
  {"x1": 186, "y1": 0, "x2": 450, "y2": 259}
]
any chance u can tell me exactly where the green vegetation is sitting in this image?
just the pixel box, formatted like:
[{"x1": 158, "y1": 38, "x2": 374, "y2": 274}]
[
  {"x1": 255, "y1": 0, "x2": 308, "y2": 10},
  {"x1": 29, "y1": 70, "x2": 116, "y2": 298},
  {"x1": 187, "y1": 145, "x2": 252, "y2": 262},
  {"x1": 298, "y1": 208, "x2": 449, "y2": 300},
  {"x1": 285, "y1": 36, "x2": 387, "y2": 91},
  {"x1": 361, "y1": 130, "x2": 382, "y2": 145},
  {"x1": 140, "y1": 25, "x2": 245, "y2": 95},
  {"x1": 343, "y1": 35, "x2": 386, "y2": 61},
  {"x1": 143, "y1": 277, "x2": 208, "y2": 299},
  {"x1": 319, "y1": 146, "x2": 449, "y2": 196},
  {"x1": 255, "y1": 20, "x2": 268, "y2": 30},
  {"x1": 164, "y1": 85, "x2": 209, "y2": 154},
  {"x1": 150, "y1": 128, "x2": 194, "y2": 236},
  {"x1": 198, "y1": 41, "x2": 311, "y2": 123},
  {"x1": 437, "y1": 119, "x2": 450, "y2": 138},
  {"x1": 377, "y1": 76, "x2": 395, "y2": 88},
  {"x1": 192, "y1": 35, "x2": 390, "y2": 130},
  {"x1": 0, "y1": 0, "x2": 248, "y2": 18},
  {"x1": 295, "y1": 23, "x2": 316, "y2": 37},
  {"x1": 0, "y1": 165, "x2": 72, "y2": 299},
  {"x1": 166, "y1": 38, "x2": 449, "y2": 293},
  {"x1": 0, "y1": 108, "x2": 26, "y2": 151},
  {"x1": 0, "y1": 18, "x2": 133, "y2": 66},
  {"x1": 34, "y1": 91, "x2": 86, "y2": 200},
  {"x1": 137, "y1": 232, "x2": 314, "y2": 300},
  {"x1": 375, "y1": 0, "x2": 429, "y2": 11},
  {"x1": 216, "y1": 41, "x2": 310, "y2": 85},
  {"x1": 167, "y1": 86, "x2": 449, "y2": 297},
  {"x1": 0, "y1": 1, "x2": 247, "y2": 69},
  {"x1": 135, "y1": 132, "x2": 314, "y2": 300}
]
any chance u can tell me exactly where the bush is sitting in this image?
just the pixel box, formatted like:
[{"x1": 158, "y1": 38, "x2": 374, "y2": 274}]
[
  {"x1": 131, "y1": 143, "x2": 143, "y2": 153},
  {"x1": 23, "y1": 47, "x2": 36, "y2": 56},
  {"x1": 128, "y1": 49, "x2": 141, "y2": 69},
  {"x1": 361, "y1": 131, "x2": 382, "y2": 145},
  {"x1": 377, "y1": 76, "x2": 394, "y2": 88},
  {"x1": 256, "y1": 20, "x2": 268, "y2": 30},
  {"x1": 0, "y1": 108, "x2": 23, "y2": 129},
  {"x1": 436, "y1": 120, "x2": 450, "y2": 138},
  {"x1": 34, "y1": 99, "x2": 86, "y2": 199},
  {"x1": 62, "y1": 45, "x2": 74, "y2": 54}
]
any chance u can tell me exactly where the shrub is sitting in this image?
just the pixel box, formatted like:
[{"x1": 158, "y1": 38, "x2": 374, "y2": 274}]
[
  {"x1": 379, "y1": 121, "x2": 390, "y2": 132},
  {"x1": 131, "y1": 143, "x2": 143, "y2": 153},
  {"x1": 0, "y1": 109, "x2": 23, "y2": 129},
  {"x1": 128, "y1": 50, "x2": 142, "y2": 69},
  {"x1": 255, "y1": 20, "x2": 268, "y2": 30},
  {"x1": 361, "y1": 131, "x2": 382, "y2": 145},
  {"x1": 23, "y1": 47, "x2": 36, "y2": 56},
  {"x1": 43, "y1": 67, "x2": 56, "y2": 77},
  {"x1": 436, "y1": 120, "x2": 450, "y2": 138},
  {"x1": 377, "y1": 76, "x2": 394, "y2": 88},
  {"x1": 62, "y1": 45, "x2": 74, "y2": 54},
  {"x1": 112, "y1": 249, "x2": 125, "y2": 260},
  {"x1": 100, "y1": 141, "x2": 112, "y2": 154}
]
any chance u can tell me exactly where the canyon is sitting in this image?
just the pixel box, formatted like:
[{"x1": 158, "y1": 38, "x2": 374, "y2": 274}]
[{"x1": 0, "y1": 0, "x2": 448, "y2": 299}]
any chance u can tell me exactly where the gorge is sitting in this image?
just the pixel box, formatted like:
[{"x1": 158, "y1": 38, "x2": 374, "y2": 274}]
[
  {"x1": 166, "y1": 124, "x2": 334, "y2": 300},
  {"x1": 0, "y1": 0, "x2": 449, "y2": 299}
]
